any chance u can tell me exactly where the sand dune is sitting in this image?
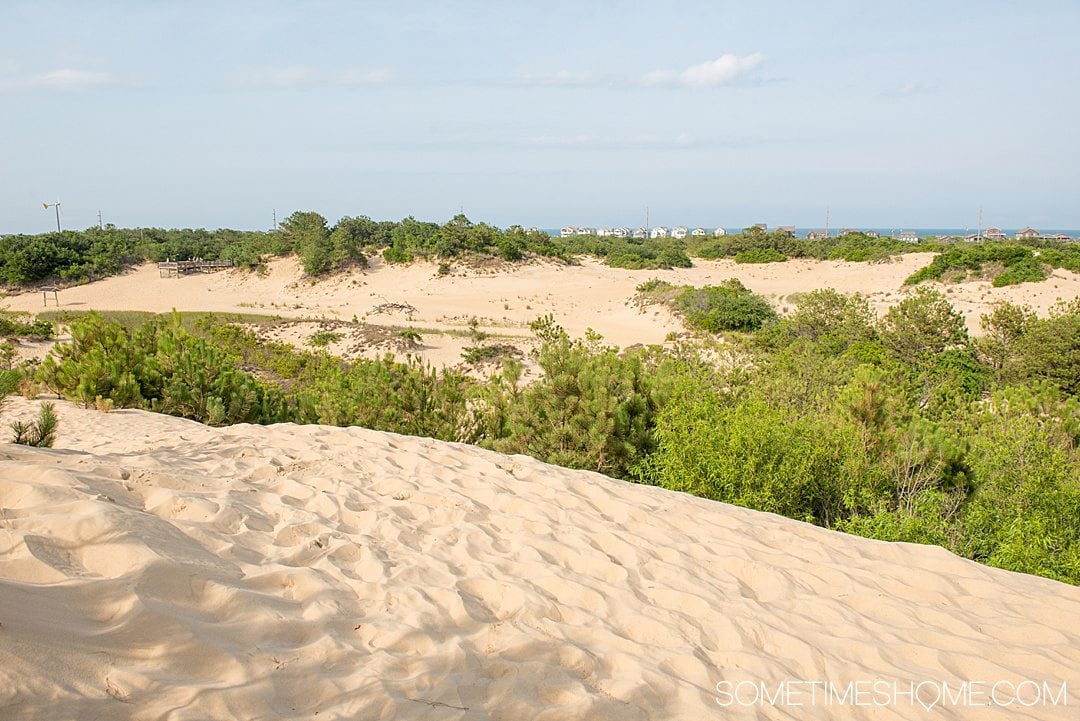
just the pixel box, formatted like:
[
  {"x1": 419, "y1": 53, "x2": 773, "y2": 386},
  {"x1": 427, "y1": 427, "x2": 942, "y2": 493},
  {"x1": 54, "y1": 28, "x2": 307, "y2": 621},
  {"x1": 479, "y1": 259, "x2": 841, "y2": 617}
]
[
  {"x1": 7, "y1": 256, "x2": 1079, "y2": 360},
  {"x1": 1, "y1": 398, "x2": 1077, "y2": 719}
]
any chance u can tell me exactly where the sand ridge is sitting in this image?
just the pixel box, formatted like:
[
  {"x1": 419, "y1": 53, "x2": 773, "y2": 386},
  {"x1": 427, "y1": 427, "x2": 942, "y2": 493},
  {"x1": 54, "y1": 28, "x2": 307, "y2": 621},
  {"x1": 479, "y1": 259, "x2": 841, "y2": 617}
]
[
  {"x1": 0, "y1": 398, "x2": 1077, "y2": 719},
  {"x1": 6, "y1": 255, "x2": 1079, "y2": 357}
]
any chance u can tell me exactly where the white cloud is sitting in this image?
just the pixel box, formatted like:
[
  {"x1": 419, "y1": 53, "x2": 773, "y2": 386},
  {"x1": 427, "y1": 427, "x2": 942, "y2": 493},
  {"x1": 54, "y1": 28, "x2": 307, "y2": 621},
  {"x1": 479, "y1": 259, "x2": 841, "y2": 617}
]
[
  {"x1": 643, "y1": 53, "x2": 765, "y2": 87},
  {"x1": 0, "y1": 67, "x2": 113, "y2": 91}
]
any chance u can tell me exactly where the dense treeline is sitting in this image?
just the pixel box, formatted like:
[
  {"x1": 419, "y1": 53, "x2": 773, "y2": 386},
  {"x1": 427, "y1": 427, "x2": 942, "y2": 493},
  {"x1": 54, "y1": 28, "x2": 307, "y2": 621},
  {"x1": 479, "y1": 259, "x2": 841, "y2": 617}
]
[
  {"x1": 25, "y1": 287, "x2": 1080, "y2": 584},
  {"x1": 686, "y1": 226, "x2": 918, "y2": 262},
  {"x1": 0, "y1": 213, "x2": 566, "y2": 286},
  {"x1": 4, "y1": 213, "x2": 1078, "y2": 287}
]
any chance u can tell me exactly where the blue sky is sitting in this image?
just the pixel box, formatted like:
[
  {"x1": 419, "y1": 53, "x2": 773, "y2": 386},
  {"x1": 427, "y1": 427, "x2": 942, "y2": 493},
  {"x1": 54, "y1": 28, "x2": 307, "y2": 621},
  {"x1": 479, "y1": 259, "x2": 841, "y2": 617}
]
[{"x1": 2, "y1": 0, "x2": 1078, "y2": 233}]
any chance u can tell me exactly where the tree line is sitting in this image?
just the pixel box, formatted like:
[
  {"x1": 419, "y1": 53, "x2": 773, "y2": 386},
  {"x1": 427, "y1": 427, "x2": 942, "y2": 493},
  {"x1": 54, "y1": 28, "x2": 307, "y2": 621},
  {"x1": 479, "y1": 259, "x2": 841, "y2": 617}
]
[{"x1": 3, "y1": 211, "x2": 1077, "y2": 288}]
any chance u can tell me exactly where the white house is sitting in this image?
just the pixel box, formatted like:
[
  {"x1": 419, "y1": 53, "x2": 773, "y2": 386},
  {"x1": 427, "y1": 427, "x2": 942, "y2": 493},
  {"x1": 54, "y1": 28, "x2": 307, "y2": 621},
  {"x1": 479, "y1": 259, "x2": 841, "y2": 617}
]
[
  {"x1": 596, "y1": 227, "x2": 612, "y2": 237},
  {"x1": 632, "y1": 227, "x2": 648, "y2": 239},
  {"x1": 864, "y1": 230, "x2": 880, "y2": 238},
  {"x1": 806, "y1": 230, "x2": 828, "y2": 240},
  {"x1": 578, "y1": 227, "x2": 597, "y2": 236},
  {"x1": 1015, "y1": 227, "x2": 1040, "y2": 240},
  {"x1": 612, "y1": 227, "x2": 630, "y2": 238},
  {"x1": 559, "y1": 227, "x2": 577, "y2": 238},
  {"x1": 898, "y1": 230, "x2": 919, "y2": 243},
  {"x1": 712, "y1": 227, "x2": 727, "y2": 237},
  {"x1": 691, "y1": 227, "x2": 707, "y2": 236},
  {"x1": 650, "y1": 226, "x2": 669, "y2": 239},
  {"x1": 984, "y1": 227, "x2": 1006, "y2": 240},
  {"x1": 672, "y1": 226, "x2": 688, "y2": 239}
]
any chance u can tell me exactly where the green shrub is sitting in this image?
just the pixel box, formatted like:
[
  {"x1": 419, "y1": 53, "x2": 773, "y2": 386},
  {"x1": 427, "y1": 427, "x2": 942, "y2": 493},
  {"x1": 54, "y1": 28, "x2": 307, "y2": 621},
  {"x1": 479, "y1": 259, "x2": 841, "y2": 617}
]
[
  {"x1": 308, "y1": 330, "x2": 343, "y2": 348},
  {"x1": 991, "y1": 258, "x2": 1048, "y2": 287},
  {"x1": 734, "y1": 248, "x2": 787, "y2": 264},
  {"x1": 10, "y1": 402, "x2": 58, "y2": 448},
  {"x1": 675, "y1": 280, "x2": 777, "y2": 332}
]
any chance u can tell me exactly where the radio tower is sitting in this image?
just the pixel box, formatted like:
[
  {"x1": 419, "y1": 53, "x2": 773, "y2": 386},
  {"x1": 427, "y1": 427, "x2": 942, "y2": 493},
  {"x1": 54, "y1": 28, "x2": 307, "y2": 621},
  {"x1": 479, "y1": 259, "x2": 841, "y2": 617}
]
[{"x1": 825, "y1": 205, "x2": 830, "y2": 238}]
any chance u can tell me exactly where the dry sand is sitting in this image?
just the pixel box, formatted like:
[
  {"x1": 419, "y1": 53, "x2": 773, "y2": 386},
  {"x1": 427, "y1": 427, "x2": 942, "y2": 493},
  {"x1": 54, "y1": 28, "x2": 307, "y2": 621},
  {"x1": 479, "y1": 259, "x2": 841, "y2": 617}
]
[
  {"x1": 5, "y1": 254, "x2": 1079, "y2": 366},
  {"x1": 1, "y1": 398, "x2": 1077, "y2": 720}
]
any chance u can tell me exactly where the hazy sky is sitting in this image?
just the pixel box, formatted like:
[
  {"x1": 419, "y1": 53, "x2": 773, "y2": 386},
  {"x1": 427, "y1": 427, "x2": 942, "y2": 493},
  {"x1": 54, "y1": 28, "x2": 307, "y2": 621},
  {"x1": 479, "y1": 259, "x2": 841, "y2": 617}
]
[{"x1": 2, "y1": 0, "x2": 1078, "y2": 233}]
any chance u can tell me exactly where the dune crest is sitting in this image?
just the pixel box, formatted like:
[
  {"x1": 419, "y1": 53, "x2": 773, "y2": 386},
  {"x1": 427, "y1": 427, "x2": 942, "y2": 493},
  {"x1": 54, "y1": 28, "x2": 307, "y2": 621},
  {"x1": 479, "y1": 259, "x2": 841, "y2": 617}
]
[{"x1": 1, "y1": 398, "x2": 1077, "y2": 720}]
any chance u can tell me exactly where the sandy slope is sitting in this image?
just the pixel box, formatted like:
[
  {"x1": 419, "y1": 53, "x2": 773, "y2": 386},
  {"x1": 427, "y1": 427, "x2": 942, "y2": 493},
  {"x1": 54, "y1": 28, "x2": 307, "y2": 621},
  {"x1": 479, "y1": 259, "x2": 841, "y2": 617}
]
[
  {"x1": 6, "y1": 256, "x2": 1079, "y2": 358},
  {"x1": 0, "y1": 398, "x2": 1077, "y2": 720}
]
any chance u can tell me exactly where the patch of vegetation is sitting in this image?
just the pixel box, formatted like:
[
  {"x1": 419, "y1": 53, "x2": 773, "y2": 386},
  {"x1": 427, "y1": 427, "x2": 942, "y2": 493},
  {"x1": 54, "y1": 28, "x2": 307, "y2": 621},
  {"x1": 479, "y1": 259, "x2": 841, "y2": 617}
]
[
  {"x1": 0, "y1": 310, "x2": 53, "y2": 339},
  {"x1": 904, "y1": 241, "x2": 1080, "y2": 287},
  {"x1": 308, "y1": 330, "x2": 343, "y2": 348},
  {"x1": 461, "y1": 343, "x2": 520, "y2": 365},
  {"x1": 675, "y1": 280, "x2": 778, "y2": 332},
  {"x1": 734, "y1": 248, "x2": 787, "y2": 264},
  {"x1": 10, "y1": 402, "x2": 58, "y2": 448},
  {"x1": 689, "y1": 227, "x2": 913, "y2": 263}
]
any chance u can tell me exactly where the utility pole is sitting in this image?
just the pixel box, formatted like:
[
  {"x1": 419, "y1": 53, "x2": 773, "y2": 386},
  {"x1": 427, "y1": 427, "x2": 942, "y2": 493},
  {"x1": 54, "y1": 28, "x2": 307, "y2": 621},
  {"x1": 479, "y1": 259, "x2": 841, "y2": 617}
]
[
  {"x1": 98, "y1": 210, "x2": 103, "y2": 230},
  {"x1": 273, "y1": 208, "x2": 278, "y2": 230},
  {"x1": 977, "y1": 207, "x2": 983, "y2": 241},
  {"x1": 43, "y1": 201, "x2": 61, "y2": 232},
  {"x1": 825, "y1": 205, "x2": 830, "y2": 238},
  {"x1": 645, "y1": 206, "x2": 650, "y2": 233}
]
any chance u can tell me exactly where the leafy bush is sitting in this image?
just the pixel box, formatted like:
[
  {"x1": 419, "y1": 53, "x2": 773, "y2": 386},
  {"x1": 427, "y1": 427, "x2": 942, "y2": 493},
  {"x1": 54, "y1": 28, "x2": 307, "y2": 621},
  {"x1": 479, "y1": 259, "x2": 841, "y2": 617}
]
[
  {"x1": 879, "y1": 287, "x2": 968, "y2": 365},
  {"x1": 991, "y1": 258, "x2": 1047, "y2": 287},
  {"x1": 0, "y1": 311, "x2": 53, "y2": 339},
  {"x1": 675, "y1": 280, "x2": 777, "y2": 332},
  {"x1": 35, "y1": 313, "x2": 285, "y2": 425},
  {"x1": 734, "y1": 248, "x2": 787, "y2": 264}
]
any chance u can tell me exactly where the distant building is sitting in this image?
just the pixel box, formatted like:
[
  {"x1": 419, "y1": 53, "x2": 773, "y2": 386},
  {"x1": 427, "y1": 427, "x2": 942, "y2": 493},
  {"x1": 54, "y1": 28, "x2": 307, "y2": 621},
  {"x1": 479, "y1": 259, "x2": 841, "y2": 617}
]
[
  {"x1": 578, "y1": 227, "x2": 597, "y2": 236},
  {"x1": 650, "y1": 226, "x2": 669, "y2": 239},
  {"x1": 752, "y1": 223, "x2": 767, "y2": 232},
  {"x1": 691, "y1": 227, "x2": 707, "y2": 236},
  {"x1": 596, "y1": 227, "x2": 613, "y2": 237},
  {"x1": 864, "y1": 230, "x2": 880, "y2": 238},
  {"x1": 898, "y1": 230, "x2": 919, "y2": 243},
  {"x1": 559, "y1": 227, "x2": 577, "y2": 238},
  {"x1": 612, "y1": 227, "x2": 630, "y2": 238},
  {"x1": 672, "y1": 226, "x2": 688, "y2": 239},
  {"x1": 1046, "y1": 232, "x2": 1073, "y2": 241},
  {"x1": 632, "y1": 227, "x2": 648, "y2": 239},
  {"x1": 806, "y1": 230, "x2": 829, "y2": 240},
  {"x1": 712, "y1": 227, "x2": 727, "y2": 237},
  {"x1": 1015, "y1": 226, "x2": 1040, "y2": 240},
  {"x1": 775, "y1": 225, "x2": 796, "y2": 237},
  {"x1": 983, "y1": 227, "x2": 1006, "y2": 240},
  {"x1": 838, "y1": 228, "x2": 859, "y2": 236},
  {"x1": 963, "y1": 234, "x2": 981, "y2": 242}
]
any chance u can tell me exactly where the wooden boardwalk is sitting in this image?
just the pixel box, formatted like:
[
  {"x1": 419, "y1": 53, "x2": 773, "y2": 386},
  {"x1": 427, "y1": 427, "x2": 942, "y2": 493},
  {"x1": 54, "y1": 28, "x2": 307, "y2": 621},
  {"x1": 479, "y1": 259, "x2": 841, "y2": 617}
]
[{"x1": 158, "y1": 259, "x2": 235, "y2": 278}]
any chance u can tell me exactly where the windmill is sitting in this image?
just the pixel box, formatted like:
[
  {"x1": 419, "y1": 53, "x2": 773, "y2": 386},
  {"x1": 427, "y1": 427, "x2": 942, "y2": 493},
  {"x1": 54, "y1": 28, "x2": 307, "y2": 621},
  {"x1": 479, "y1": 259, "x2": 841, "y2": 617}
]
[{"x1": 43, "y1": 200, "x2": 62, "y2": 232}]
